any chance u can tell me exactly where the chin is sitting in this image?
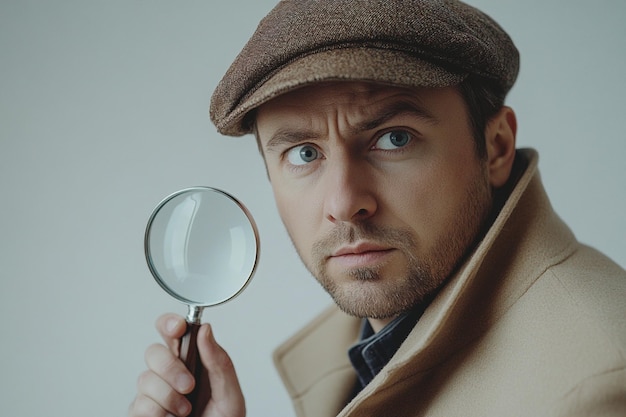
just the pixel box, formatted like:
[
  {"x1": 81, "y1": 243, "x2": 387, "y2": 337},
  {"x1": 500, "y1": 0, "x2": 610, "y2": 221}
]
[{"x1": 326, "y1": 279, "x2": 427, "y2": 319}]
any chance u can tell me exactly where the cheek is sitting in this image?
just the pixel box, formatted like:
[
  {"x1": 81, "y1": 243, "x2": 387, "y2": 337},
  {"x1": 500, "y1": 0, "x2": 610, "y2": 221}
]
[
  {"x1": 388, "y1": 178, "x2": 446, "y2": 240},
  {"x1": 270, "y1": 182, "x2": 320, "y2": 261},
  {"x1": 387, "y1": 161, "x2": 477, "y2": 242}
]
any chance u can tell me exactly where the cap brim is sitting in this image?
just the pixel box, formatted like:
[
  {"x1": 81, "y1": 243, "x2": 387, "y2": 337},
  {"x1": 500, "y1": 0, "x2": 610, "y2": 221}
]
[{"x1": 216, "y1": 47, "x2": 467, "y2": 136}]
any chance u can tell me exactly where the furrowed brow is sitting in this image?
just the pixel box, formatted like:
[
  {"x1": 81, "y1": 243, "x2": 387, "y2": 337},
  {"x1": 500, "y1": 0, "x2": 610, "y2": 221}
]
[
  {"x1": 262, "y1": 100, "x2": 437, "y2": 152},
  {"x1": 354, "y1": 100, "x2": 439, "y2": 133},
  {"x1": 264, "y1": 129, "x2": 321, "y2": 153}
]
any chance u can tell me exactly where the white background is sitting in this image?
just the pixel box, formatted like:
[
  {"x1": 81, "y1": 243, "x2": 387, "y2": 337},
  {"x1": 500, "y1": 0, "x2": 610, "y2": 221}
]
[{"x1": 1, "y1": 1, "x2": 624, "y2": 416}]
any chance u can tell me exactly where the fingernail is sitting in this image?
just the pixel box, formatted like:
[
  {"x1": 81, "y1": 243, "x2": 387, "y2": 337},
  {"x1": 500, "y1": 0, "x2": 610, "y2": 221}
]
[
  {"x1": 177, "y1": 399, "x2": 191, "y2": 416},
  {"x1": 166, "y1": 318, "x2": 179, "y2": 333},
  {"x1": 177, "y1": 373, "x2": 193, "y2": 392}
]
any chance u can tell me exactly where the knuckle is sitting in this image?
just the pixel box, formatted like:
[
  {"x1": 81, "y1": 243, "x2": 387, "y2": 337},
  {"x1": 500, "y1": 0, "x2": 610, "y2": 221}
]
[
  {"x1": 215, "y1": 349, "x2": 235, "y2": 371},
  {"x1": 159, "y1": 349, "x2": 181, "y2": 373},
  {"x1": 136, "y1": 370, "x2": 152, "y2": 390},
  {"x1": 206, "y1": 344, "x2": 236, "y2": 374},
  {"x1": 144, "y1": 343, "x2": 163, "y2": 362},
  {"x1": 145, "y1": 343, "x2": 180, "y2": 374},
  {"x1": 129, "y1": 394, "x2": 165, "y2": 417}
]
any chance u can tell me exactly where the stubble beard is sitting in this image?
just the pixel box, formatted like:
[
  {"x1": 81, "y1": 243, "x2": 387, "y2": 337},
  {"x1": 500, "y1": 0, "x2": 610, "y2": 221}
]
[{"x1": 301, "y1": 171, "x2": 493, "y2": 320}]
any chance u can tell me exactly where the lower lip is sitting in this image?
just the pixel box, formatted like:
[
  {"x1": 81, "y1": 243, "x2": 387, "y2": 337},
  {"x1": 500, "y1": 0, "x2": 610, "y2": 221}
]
[{"x1": 329, "y1": 249, "x2": 395, "y2": 269}]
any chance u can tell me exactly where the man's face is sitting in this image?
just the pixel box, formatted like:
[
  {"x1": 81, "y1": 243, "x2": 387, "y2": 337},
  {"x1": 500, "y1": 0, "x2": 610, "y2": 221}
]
[{"x1": 256, "y1": 82, "x2": 494, "y2": 322}]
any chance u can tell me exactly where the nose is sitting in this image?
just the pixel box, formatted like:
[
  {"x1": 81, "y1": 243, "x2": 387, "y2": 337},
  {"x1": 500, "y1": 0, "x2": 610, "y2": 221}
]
[{"x1": 323, "y1": 156, "x2": 377, "y2": 224}]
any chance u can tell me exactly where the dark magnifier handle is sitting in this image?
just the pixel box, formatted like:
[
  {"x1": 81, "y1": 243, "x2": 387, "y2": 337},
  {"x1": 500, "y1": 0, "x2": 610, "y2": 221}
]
[{"x1": 179, "y1": 322, "x2": 203, "y2": 416}]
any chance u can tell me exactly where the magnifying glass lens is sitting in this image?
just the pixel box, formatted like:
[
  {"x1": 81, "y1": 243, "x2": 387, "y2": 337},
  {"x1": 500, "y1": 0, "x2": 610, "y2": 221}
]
[{"x1": 146, "y1": 188, "x2": 258, "y2": 306}]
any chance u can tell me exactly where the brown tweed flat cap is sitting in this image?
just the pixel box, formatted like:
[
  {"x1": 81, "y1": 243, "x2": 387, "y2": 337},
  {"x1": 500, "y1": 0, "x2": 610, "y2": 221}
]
[{"x1": 210, "y1": 0, "x2": 519, "y2": 137}]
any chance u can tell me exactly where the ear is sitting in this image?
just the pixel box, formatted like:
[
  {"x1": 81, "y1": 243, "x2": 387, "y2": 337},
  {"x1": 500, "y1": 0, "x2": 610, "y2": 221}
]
[{"x1": 485, "y1": 106, "x2": 517, "y2": 188}]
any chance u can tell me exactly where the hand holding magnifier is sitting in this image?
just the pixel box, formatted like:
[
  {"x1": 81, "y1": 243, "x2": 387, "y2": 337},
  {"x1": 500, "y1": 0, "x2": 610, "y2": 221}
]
[{"x1": 144, "y1": 187, "x2": 259, "y2": 414}]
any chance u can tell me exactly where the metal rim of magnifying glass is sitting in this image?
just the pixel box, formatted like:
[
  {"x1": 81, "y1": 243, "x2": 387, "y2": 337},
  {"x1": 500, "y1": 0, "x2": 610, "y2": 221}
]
[{"x1": 144, "y1": 186, "x2": 260, "y2": 307}]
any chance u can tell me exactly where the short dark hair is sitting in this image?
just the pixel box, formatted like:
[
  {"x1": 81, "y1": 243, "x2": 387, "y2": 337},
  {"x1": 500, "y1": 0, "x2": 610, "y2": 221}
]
[{"x1": 457, "y1": 75, "x2": 508, "y2": 160}]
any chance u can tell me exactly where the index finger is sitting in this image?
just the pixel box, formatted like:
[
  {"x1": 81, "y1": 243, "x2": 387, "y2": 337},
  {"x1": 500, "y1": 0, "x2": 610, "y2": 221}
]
[{"x1": 155, "y1": 313, "x2": 187, "y2": 354}]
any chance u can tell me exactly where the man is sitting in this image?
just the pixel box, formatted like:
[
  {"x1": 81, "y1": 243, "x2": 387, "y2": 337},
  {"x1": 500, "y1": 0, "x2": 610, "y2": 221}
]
[{"x1": 129, "y1": 1, "x2": 626, "y2": 416}]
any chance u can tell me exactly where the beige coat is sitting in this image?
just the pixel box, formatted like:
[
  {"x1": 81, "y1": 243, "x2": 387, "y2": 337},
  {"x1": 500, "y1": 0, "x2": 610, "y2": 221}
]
[{"x1": 273, "y1": 149, "x2": 626, "y2": 417}]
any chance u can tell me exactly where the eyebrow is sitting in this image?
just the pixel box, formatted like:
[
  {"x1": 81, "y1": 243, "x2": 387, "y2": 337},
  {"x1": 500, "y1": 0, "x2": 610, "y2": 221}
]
[
  {"x1": 263, "y1": 99, "x2": 438, "y2": 152},
  {"x1": 353, "y1": 100, "x2": 439, "y2": 133},
  {"x1": 265, "y1": 128, "x2": 321, "y2": 153}
]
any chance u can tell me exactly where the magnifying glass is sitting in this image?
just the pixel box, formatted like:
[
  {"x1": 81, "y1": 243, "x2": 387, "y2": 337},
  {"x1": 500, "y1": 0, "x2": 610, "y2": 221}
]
[{"x1": 144, "y1": 186, "x2": 259, "y2": 411}]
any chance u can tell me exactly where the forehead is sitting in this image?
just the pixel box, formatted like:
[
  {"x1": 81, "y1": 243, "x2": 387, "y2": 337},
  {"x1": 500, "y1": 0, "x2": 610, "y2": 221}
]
[
  {"x1": 254, "y1": 82, "x2": 466, "y2": 138},
  {"x1": 257, "y1": 82, "x2": 424, "y2": 118}
]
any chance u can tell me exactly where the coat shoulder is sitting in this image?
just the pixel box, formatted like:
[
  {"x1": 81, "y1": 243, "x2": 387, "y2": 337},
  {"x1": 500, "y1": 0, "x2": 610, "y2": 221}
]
[{"x1": 544, "y1": 244, "x2": 626, "y2": 350}]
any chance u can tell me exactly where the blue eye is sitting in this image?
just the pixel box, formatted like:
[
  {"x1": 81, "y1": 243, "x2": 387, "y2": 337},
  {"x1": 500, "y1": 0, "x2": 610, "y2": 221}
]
[
  {"x1": 286, "y1": 144, "x2": 319, "y2": 165},
  {"x1": 375, "y1": 130, "x2": 411, "y2": 150}
]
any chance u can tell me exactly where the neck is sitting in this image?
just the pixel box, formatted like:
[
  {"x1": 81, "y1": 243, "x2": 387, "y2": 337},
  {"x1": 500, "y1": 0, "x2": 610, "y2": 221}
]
[{"x1": 367, "y1": 316, "x2": 398, "y2": 333}]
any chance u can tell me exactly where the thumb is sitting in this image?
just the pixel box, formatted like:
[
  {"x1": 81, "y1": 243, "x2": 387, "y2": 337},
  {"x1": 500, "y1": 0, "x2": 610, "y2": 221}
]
[{"x1": 197, "y1": 324, "x2": 246, "y2": 417}]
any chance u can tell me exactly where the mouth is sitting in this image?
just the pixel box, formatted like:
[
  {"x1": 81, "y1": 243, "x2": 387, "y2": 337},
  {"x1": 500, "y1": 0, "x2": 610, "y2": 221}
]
[{"x1": 329, "y1": 242, "x2": 395, "y2": 268}]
